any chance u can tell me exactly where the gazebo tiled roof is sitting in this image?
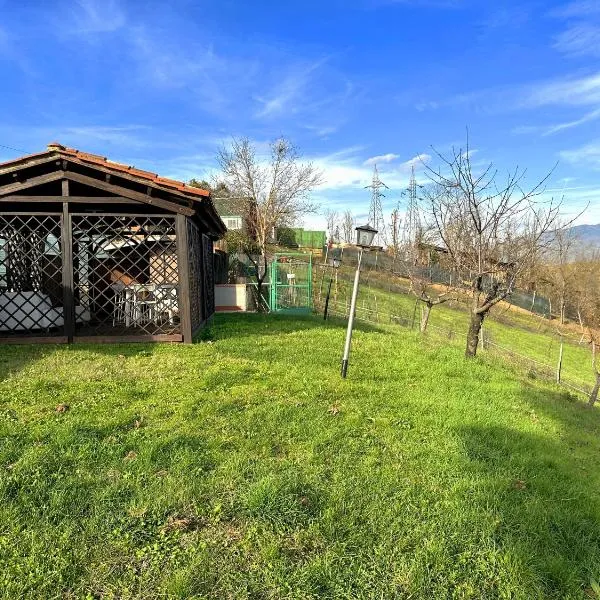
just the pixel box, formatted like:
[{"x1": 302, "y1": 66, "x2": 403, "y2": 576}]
[{"x1": 0, "y1": 142, "x2": 211, "y2": 201}]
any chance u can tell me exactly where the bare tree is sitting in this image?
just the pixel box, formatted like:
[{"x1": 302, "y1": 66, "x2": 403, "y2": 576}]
[
  {"x1": 218, "y1": 137, "x2": 323, "y2": 310},
  {"x1": 543, "y1": 224, "x2": 578, "y2": 324},
  {"x1": 568, "y1": 252, "x2": 600, "y2": 405},
  {"x1": 423, "y1": 139, "x2": 562, "y2": 357},
  {"x1": 572, "y1": 247, "x2": 600, "y2": 343},
  {"x1": 408, "y1": 273, "x2": 456, "y2": 333},
  {"x1": 325, "y1": 209, "x2": 339, "y2": 244},
  {"x1": 388, "y1": 207, "x2": 402, "y2": 258},
  {"x1": 341, "y1": 210, "x2": 355, "y2": 244}
]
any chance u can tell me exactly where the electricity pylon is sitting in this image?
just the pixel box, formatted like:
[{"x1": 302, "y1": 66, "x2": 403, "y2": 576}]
[
  {"x1": 365, "y1": 164, "x2": 388, "y2": 247},
  {"x1": 402, "y1": 166, "x2": 422, "y2": 261}
]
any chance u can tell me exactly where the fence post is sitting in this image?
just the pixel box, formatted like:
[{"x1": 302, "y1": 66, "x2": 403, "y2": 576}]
[
  {"x1": 318, "y1": 268, "x2": 325, "y2": 302},
  {"x1": 411, "y1": 299, "x2": 419, "y2": 330},
  {"x1": 480, "y1": 327, "x2": 485, "y2": 351},
  {"x1": 556, "y1": 340, "x2": 564, "y2": 384}
]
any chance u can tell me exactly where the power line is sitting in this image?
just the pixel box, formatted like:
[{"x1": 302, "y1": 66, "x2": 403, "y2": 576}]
[{"x1": 0, "y1": 143, "x2": 31, "y2": 155}]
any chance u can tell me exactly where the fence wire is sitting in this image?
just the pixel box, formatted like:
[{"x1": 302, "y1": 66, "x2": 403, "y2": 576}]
[{"x1": 315, "y1": 294, "x2": 593, "y2": 400}]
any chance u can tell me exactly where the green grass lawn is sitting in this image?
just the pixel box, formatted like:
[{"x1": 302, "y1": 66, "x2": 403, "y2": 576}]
[
  {"x1": 2, "y1": 314, "x2": 600, "y2": 599},
  {"x1": 318, "y1": 266, "x2": 593, "y2": 393}
]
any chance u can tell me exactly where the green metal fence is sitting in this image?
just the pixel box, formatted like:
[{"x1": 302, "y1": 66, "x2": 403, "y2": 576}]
[{"x1": 269, "y1": 253, "x2": 312, "y2": 313}]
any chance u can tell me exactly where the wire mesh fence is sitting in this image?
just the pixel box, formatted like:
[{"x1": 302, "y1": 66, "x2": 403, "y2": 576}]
[
  {"x1": 322, "y1": 247, "x2": 551, "y2": 318},
  {"x1": 315, "y1": 290, "x2": 593, "y2": 400}
]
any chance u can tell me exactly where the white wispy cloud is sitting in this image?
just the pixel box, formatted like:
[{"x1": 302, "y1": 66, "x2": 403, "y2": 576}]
[
  {"x1": 363, "y1": 153, "x2": 400, "y2": 165},
  {"x1": 550, "y1": 0, "x2": 600, "y2": 59},
  {"x1": 400, "y1": 153, "x2": 431, "y2": 169},
  {"x1": 255, "y1": 58, "x2": 328, "y2": 119},
  {"x1": 310, "y1": 147, "x2": 430, "y2": 195},
  {"x1": 513, "y1": 107, "x2": 600, "y2": 136},
  {"x1": 52, "y1": 125, "x2": 151, "y2": 148},
  {"x1": 545, "y1": 107, "x2": 600, "y2": 135},
  {"x1": 550, "y1": 1, "x2": 600, "y2": 18},
  {"x1": 521, "y1": 71, "x2": 600, "y2": 108},
  {"x1": 302, "y1": 124, "x2": 338, "y2": 138},
  {"x1": 559, "y1": 141, "x2": 600, "y2": 169},
  {"x1": 554, "y1": 23, "x2": 600, "y2": 59},
  {"x1": 416, "y1": 70, "x2": 600, "y2": 117},
  {"x1": 127, "y1": 26, "x2": 260, "y2": 119},
  {"x1": 71, "y1": 0, "x2": 126, "y2": 34},
  {"x1": 541, "y1": 183, "x2": 600, "y2": 224}
]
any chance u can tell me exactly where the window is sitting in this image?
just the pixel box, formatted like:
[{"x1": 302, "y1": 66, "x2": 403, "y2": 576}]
[{"x1": 223, "y1": 216, "x2": 242, "y2": 231}]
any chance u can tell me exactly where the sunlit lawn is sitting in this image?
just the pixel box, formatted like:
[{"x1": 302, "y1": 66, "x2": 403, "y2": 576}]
[
  {"x1": 322, "y1": 267, "x2": 592, "y2": 392},
  {"x1": 1, "y1": 313, "x2": 600, "y2": 598}
]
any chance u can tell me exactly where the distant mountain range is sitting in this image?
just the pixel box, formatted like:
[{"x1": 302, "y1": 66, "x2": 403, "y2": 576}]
[{"x1": 570, "y1": 224, "x2": 600, "y2": 247}]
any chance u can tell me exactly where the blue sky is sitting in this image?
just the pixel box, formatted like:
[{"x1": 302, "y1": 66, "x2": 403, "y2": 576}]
[{"x1": 0, "y1": 0, "x2": 599, "y2": 229}]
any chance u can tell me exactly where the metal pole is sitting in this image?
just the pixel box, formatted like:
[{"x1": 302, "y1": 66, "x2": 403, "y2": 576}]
[
  {"x1": 341, "y1": 248, "x2": 363, "y2": 378},
  {"x1": 324, "y1": 277, "x2": 333, "y2": 320}
]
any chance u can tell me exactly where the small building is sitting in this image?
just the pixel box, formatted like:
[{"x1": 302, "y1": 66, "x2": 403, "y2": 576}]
[
  {"x1": 277, "y1": 227, "x2": 326, "y2": 251},
  {"x1": 0, "y1": 143, "x2": 226, "y2": 344},
  {"x1": 213, "y1": 197, "x2": 252, "y2": 235}
]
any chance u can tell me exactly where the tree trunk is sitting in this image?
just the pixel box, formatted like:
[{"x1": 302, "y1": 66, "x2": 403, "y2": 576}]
[
  {"x1": 588, "y1": 372, "x2": 600, "y2": 408},
  {"x1": 420, "y1": 302, "x2": 432, "y2": 333},
  {"x1": 466, "y1": 311, "x2": 485, "y2": 358},
  {"x1": 254, "y1": 254, "x2": 269, "y2": 312}
]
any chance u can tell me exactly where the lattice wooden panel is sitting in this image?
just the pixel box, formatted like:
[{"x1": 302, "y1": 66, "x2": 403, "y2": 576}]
[
  {"x1": 71, "y1": 215, "x2": 180, "y2": 336},
  {"x1": 203, "y1": 234, "x2": 215, "y2": 318},
  {"x1": 0, "y1": 215, "x2": 64, "y2": 335},
  {"x1": 187, "y1": 219, "x2": 203, "y2": 331}
]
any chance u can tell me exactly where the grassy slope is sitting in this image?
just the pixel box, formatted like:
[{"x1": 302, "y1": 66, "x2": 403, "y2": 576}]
[
  {"x1": 2, "y1": 314, "x2": 600, "y2": 599},
  {"x1": 319, "y1": 267, "x2": 592, "y2": 391}
]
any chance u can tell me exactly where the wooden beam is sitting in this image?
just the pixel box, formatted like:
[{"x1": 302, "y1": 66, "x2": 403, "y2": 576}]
[
  {"x1": 0, "y1": 195, "x2": 140, "y2": 204},
  {"x1": 73, "y1": 334, "x2": 182, "y2": 344},
  {"x1": 0, "y1": 171, "x2": 64, "y2": 196},
  {"x1": 176, "y1": 214, "x2": 193, "y2": 344},
  {"x1": 62, "y1": 202, "x2": 75, "y2": 343},
  {"x1": 0, "y1": 336, "x2": 68, "y2": 345},
  {"x1": 64, "y1": 171, "x2": 195, "y2": 216},
  {"x1": 0, "y1": 155, "x2": 62, "y2": 176},
  {"x1": 63, "y1": 154, "x2": 207, "y2": 203}
]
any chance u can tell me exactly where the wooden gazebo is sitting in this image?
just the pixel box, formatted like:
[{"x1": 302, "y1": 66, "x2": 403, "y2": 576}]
[{"x1": 0, "y1": 143, "x2": 226, "y2": 344}]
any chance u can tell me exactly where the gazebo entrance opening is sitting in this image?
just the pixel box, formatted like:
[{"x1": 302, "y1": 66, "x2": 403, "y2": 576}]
[{"x1": 72, "y1": 214, "x2": 180, "y2": 337}]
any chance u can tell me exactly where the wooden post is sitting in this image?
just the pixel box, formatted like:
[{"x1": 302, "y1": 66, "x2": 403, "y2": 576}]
[
  {"x1": 176, "y1": 214, "x2": 193, "y2": 344},
  {"x1": 480, "y1": 326, "x2": 485, "y2": 351},
  {"x1": 61, "y1": 179, "x2": 75, "y2": 343},
  {"x1": 411, "y1": 299, "x2": 419, "y2": 330},
  {"x1": 556, "y1": 339, "x2": 564, "y2": 384},
  {"x1": 318, "y1": 268, "x2": 325, "y2": 302}
]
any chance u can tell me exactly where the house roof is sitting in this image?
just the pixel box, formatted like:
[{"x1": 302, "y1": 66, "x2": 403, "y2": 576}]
[
  {"x1": 0, "y1": 142, "x2": 211, "y2": 201},
  {"x1": 213, "y1": 196, "x2": 250, "y2": 217}
]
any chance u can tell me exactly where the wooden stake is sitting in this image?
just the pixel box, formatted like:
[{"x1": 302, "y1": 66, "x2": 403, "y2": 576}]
[{"x1": 556, "y1": 340, "x2": 564, "y2": 384}]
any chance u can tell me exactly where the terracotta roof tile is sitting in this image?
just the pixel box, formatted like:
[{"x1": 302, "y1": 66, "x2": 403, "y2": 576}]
[
  {"x1": 45, "y1": 143, "x2": 211, "y2": 199},
  {"x1": 128, "y1": 167, "x2": 158, "y2": 178},
  {"x1": 0, "y1": 143, "x2": 212, "y2": 200}
]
